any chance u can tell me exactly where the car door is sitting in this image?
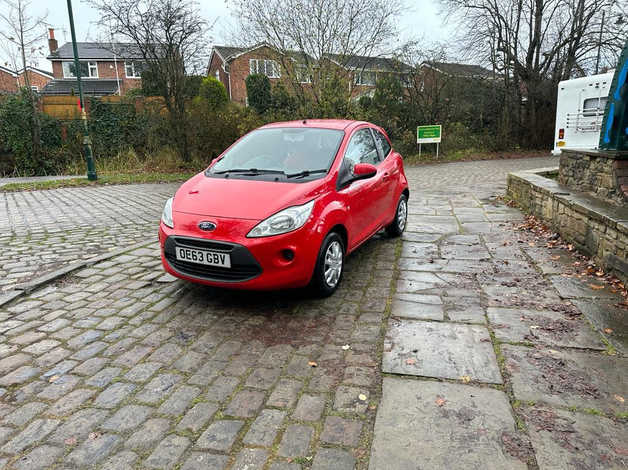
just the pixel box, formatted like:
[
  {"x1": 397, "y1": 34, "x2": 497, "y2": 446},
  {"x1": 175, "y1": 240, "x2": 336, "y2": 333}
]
[
  {"x1": 371, "y1": 128, "x2": 398, "y2": 217},
  {"x1": 338, "y1": 127, "x2": 386, "y2": 248}
]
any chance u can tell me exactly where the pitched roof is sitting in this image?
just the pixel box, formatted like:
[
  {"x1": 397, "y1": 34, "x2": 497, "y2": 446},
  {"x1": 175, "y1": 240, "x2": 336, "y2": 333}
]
[
  {"x1": 40, "y1": 79, "x2": 121, "y2": 96},
  {"x1": 213, "y1": 45, "x2": 249, "y2": 61},
  {"x1": 423, "y1": 61, "x2": 494, "y2": 78},
  {"x1": 324, "y1": 53, "x2": 412, "y2": 72},
  {"x1": 48, "y1": 42, "x2": 145, "y2": 60},
  {"x1": 0, "y1": 64, "x2": 17, "y2": 76},
  {"x1": 18, "y1": 66, "x2": 53, "y2": 78}
]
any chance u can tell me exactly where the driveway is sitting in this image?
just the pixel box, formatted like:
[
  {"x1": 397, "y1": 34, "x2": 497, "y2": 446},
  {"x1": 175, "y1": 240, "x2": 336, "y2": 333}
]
[{"x1": 0, "y1": 155, "x2": 625, "y2": 469}]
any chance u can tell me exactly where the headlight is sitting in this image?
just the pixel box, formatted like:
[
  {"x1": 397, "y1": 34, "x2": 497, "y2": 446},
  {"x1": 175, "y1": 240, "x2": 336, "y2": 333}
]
[
  {"x1": 161, "y1": 197, "x2": 174, "y2": 228},
  {"x1": 247, "y1": 200, "x2": 315, "y2": 238}
]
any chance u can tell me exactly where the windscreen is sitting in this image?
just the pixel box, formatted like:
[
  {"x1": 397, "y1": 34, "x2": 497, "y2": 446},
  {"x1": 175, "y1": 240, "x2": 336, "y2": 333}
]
[{"x1": 211, "y1": 127, "x2": 344, "y2": 175}]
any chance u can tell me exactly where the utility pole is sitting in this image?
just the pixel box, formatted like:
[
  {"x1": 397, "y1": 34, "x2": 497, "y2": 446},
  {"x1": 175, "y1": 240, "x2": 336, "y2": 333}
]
[
  {"x1": 66, "y1": 0, "x2": 97, "y2": 181},
  {"x1": 595, "y1": 11, "x2": 605, "y2": 75}
]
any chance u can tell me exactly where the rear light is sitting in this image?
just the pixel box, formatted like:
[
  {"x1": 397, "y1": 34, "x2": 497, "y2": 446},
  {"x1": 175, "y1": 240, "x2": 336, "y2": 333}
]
[{"x1": 558, "y1": 128, "x2": 564, "y2": 139}]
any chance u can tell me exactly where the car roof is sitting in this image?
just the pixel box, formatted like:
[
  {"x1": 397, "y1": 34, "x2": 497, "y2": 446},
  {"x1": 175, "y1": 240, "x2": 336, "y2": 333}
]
[{"x1": 259, "y1": 119, "x2": 368, "y2": 131}]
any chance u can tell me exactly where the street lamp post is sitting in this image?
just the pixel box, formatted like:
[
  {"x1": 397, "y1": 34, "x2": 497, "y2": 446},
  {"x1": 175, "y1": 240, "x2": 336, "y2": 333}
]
[{"x1": 66, "y1": 0, "x2": 97, "y2": 181}]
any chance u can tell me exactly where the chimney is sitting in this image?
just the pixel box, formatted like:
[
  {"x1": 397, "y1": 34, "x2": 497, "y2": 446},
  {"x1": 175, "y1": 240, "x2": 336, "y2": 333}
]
[{"x1": 48, "y1": 28, "x2": 58, "y2": 54}]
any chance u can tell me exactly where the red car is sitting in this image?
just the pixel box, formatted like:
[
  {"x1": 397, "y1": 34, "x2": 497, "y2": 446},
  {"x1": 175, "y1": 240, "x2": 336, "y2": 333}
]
[{"x1": 159, "y1": 119, "x2": 409, "y2": 296}]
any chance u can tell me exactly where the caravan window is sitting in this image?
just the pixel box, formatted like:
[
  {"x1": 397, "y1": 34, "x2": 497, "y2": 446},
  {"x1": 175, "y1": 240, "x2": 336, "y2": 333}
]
[{"x1": 582, "y1": 97, "x2": 608, "y2": 117}]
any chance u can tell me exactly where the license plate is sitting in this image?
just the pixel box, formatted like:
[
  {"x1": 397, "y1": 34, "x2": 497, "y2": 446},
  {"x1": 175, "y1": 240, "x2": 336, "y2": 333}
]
[{"x1": 175, "y1": 247, "x2": 231, "y2": 268}]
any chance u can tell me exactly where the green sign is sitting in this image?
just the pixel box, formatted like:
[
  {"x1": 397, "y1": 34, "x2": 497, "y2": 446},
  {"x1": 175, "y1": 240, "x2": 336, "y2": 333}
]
[{"x1": 417, "y1": 125, "x2": 442, "y2": 143}]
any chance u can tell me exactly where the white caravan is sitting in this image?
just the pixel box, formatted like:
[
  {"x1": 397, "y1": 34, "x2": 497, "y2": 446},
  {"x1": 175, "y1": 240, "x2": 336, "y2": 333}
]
[{"x1": 552, "y1": 71, "x2": 614, "y2": 155}]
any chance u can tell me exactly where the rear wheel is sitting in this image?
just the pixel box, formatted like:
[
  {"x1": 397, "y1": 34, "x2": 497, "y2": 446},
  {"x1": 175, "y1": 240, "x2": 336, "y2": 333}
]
[
  {"x1": 310, "y1": 232, "x2": 345, "y2": 297},
  {"x1": 385, "y1": 194, "x2": 408, "y2": 237}
]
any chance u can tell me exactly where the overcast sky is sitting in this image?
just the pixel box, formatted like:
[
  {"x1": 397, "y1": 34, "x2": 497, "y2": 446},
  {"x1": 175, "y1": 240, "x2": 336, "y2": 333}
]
[{"x1": 1, "y1": 0, "x2": 451, "y2": 72}]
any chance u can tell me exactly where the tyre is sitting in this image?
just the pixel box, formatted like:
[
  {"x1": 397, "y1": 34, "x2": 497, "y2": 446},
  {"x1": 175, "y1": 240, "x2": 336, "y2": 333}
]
[
  {"x1": 385, "y1": 193, "x2": 408, "y2": 237},
  {"x1": 310, "y1": 232, "x2": 345, "y2": 297}
]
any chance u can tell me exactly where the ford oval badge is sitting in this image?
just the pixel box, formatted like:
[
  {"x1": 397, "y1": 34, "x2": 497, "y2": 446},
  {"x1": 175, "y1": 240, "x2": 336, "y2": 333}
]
[{"x1": 198, "y1": 221, "x2": 216, "y2": 231}]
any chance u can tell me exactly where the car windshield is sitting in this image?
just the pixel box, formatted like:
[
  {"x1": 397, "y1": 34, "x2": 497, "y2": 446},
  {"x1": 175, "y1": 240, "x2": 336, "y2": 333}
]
[{"x1": 210, "y1": 127, "x2": 344, "y2": 178}]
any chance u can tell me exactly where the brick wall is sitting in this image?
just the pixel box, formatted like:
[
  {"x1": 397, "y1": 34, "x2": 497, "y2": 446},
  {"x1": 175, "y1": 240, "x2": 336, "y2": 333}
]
[
  {"x1": 17, "y1": 70, "x2": 52, "y2": 91},
  {"x1": 558, "y1": 149, "x2": 628, "y2": 205},
  {"x1": 0, "y1": 69, "x2": 18, "y2": 93},
  {"x1": 50, "y1": 60, "x2": 141, "y2": 95},
  {"x1": 207, "y1": 53, "x2": 230, "y2": 98}
]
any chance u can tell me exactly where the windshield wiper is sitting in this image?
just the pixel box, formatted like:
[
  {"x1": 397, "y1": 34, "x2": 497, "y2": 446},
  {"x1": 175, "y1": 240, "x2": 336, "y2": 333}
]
[
  {"x1": 286, "y1": 169, "x2": 328, "y2": 179},
  {"x1": 212, "y1": 168, "x2": 286, "y2": 175}
]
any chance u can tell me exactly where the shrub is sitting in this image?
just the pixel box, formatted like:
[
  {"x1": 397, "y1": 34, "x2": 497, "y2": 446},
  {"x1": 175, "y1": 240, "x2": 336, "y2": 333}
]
[
  {"x1": 245, "y1": 74, "x2": 272, "y2": 114},
  {"x1": 198, "y1": 76, "x2": 228, "y2": 109}
]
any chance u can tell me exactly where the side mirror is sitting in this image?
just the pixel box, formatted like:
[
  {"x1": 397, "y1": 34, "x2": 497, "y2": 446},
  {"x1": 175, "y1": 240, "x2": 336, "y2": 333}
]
[
  {"x1": 337, "y1": 162, "x2": 377, "y2": 189},
  {"x1": 353, "y1": 163, "x2": 377, "y2": 178}
]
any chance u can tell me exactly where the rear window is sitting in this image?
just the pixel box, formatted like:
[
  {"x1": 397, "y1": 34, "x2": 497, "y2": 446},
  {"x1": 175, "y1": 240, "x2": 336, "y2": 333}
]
[{"x1": 582, "y1": 97, "x2": 608, "y2": 117}]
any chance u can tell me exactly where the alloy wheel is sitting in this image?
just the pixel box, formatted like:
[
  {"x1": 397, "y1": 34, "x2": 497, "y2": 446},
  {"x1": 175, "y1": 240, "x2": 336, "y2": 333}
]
[{"x1": 324, "y1": 240, "x2": 343, "y2": 287}]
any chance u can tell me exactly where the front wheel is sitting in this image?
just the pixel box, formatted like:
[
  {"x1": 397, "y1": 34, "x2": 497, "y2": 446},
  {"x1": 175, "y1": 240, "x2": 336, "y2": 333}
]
[
  {"x1": 310, "y1": 232, "x2": 345, "y2": 297},
  {"x1": 385, "y1": 194, "x2": 408, "y2": 237}
]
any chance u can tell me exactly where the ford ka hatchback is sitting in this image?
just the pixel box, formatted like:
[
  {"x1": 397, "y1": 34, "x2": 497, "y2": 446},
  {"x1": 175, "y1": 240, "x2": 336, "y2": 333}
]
[{"x1": 159, "y1": 119, "x2": 409, "y2": 296}]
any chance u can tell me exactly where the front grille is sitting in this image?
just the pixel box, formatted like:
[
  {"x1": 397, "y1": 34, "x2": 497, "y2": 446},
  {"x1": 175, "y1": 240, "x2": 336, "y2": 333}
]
[{"x1": 164, "y1": 236, "x2": 261, "y2": 282}]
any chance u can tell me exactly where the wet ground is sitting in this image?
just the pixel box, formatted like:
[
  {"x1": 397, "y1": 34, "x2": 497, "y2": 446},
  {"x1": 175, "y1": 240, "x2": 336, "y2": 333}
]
[{"x1": 0, "y1": 155, "x2": 625, "y2": 469}]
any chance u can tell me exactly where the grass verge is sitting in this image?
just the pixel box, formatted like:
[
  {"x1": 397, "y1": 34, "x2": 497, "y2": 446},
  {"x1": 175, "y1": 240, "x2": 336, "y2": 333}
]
[
  {"x1": 1, "y1": 172, "x2": 196, "y2": 192},
  {"x1": 404, "y1": 149, "x2": 550, "y2": 165}
]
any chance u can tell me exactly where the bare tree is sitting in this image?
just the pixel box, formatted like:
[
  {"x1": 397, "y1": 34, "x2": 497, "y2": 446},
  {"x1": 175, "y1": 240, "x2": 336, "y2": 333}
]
[
  {"x1": 442, "y1": 0, "x2": 627, "y2": 147},
  {"x1": 0, "y1": 0, "x2": 48, "y2": 164},
  {"x1": 86, "y1": 0, "x2": 209, "y2": 161},
  {"x1": 231, "y1": 0, "x2": 404, "y2": 104}
]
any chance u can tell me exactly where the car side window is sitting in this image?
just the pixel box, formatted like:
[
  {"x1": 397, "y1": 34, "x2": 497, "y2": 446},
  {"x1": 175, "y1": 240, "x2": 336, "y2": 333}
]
[
  {"x1": 343, "y1": 129, "x2": 380, "y2": 167},
  {"x1": 373, "y1": 129, "x2": 391, "y2": 159}
]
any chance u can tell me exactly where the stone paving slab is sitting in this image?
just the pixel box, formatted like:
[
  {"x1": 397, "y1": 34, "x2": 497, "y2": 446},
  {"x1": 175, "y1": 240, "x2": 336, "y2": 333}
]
[
  {"x1": 369, "y1": 378, "x2": 527, "y2": 470},
  {"x1": 383, "y1": 319, "x2": 503, "y2": 384},
  {"x1": 502, "y1": 345, "x2": 627, "y2": 414},
  {"x1": 522, "y1": 405, "x2": 628, "y2": 470},
  {"x1": 487, "y1": 307, "x2": 606, "y2": 350},
  {"x1": 572, "y1": 299, "x2": 628, "y2": 355}
]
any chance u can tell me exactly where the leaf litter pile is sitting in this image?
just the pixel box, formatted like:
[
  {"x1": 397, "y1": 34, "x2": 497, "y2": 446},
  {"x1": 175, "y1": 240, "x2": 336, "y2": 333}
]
[{"x1": 514, "y1": 215, "x2": 628, "y2": 309}]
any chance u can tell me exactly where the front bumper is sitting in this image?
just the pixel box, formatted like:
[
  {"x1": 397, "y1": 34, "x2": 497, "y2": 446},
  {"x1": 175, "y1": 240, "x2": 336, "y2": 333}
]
[{"x1": 159, "y1": 214, "x2": 323, "y2": 290}]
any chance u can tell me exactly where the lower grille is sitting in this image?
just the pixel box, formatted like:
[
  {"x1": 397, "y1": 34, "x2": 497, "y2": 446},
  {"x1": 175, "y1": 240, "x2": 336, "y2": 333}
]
[{"x1": 164, "y1": 236, "x2": 262, "y2": 282}]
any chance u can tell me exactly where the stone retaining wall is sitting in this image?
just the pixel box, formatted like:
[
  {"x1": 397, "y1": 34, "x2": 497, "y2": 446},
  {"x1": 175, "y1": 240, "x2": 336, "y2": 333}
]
[
  {"x1": 558, "y1": 149, "x2": 628, "y2": 205},
  {"x1": 508, "y1": 168, "x2": 628, "y2": 283}
]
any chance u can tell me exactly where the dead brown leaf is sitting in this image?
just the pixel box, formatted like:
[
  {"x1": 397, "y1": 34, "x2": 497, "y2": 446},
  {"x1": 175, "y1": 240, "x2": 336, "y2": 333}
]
[
  {"x1": 604, "y1": 328, "x2": 614, "y2": 334},
  {"x1": 614, "y1": 394, "x2": 624, "y2": 403},
  {"x1": 64, "y1": 437, "x2": 77, "y2": 446},
  {"x1": 589, "y1": 284, "x2": 605, "y2": 290},
  {"x1": 405, "y1": 358, "x2": 416, "y2": 365},
  {"x1": 307, "y1": 361, "x2": 318, "y2": 367},
  {"x1": 435, "y1": 397, "x2": 446, "y2": 407}
]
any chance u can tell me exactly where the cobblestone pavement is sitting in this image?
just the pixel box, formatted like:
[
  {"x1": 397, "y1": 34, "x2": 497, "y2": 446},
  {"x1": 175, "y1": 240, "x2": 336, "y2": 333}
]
[
  {"x1": 0, "y1": 184, "x2": 180, "y2": 291},
  {"x1": 0, "y1": 155, "x2": 624, "y2": 470}
]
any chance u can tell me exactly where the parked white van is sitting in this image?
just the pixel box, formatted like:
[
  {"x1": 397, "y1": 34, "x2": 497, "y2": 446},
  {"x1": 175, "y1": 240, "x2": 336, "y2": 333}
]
[{"x1": 552, "y1": 71, "x2": 614, "y2": 155}]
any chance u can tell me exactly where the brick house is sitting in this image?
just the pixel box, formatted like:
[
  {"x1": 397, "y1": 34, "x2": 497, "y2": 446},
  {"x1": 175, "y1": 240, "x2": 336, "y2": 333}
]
[
  {"x1": 207, "y1": 44, "x2": 412, "y2": 105},
  {"x1": 0, "y1": 65, "x2": 18, "y2": 94},
  {"x1": 17, "y1": 67, "x2": 53, "y2": 92},
  {"x1": 0, "y1": 65, "x2": 52, "y2": 94},
  {"x1": 42, "y1": 28, "x2": 145, "y2": 96}
]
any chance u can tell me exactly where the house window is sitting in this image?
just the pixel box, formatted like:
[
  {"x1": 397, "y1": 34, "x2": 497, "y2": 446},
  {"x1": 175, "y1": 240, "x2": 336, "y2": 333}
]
[
  {"x1": 30, "y1": 85, "x2": 38, "y2": 92},
  {"x1": 125, "y1": 61, "x2": 144, "y2": 78},
  {"x1": 295, "y1": 64, "x2": 311, "y2": 83},
  {"x1": 62, "y1": 61, "x2": 98, "y2": 78},
  {"x1": 582, "y1": 97, "x2": 607, "y2": 117},
  {"x1": 249, "y1": 59, "x2": 280, "y2": 78},
  {"x1": 354, "y1": 71, "x2": 376, "y2": 86}
]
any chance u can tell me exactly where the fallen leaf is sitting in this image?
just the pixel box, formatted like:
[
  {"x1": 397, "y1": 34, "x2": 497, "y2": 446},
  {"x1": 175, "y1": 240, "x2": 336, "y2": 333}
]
[
  {"x1": 614, "y1": 394, "x2": 624, "y2": 403},
  {"x1": 405, "y1": 358, "x2": 416, "y2": 365},
  {"x1": 341, "y1": 345, "x2": 350, "y2": 351},
  {"x1": 88, "y1": 432, "x2": 100, "y2": 440},
  {"x1": 460, "y1": 375, "x2": 471, "y2": 383},
  {"x1": 307, "y1": 361, "x2": 318, "y2": 367},
  {"x1": 358, "y1": 393, "x2": 367, "y2": 401},
  {"x1": 550, "y1": 255, "x2": 561, "y2": 261},
  {"x1": 48, "y1": 375, "x2": 60, "y2": 383},
  {"x1": 530, "y1": 325, "x2": 540, "y2": 330},
  {"x1": 604, "y1": 328, "x2": 614, "y2": 334},
  {"x1": 528, "y1": 242, "x2": 535, "y2": 247},
  {"x1": 369, "y1": 404, "x2": 377, "y2": 410},
  {"x1": 435, "y1": 397, "x2": 446, "y2": 407},
  {"x1": 64, "y1": 437, "x2": 77, "y2": 446},
  {"x1": 589, "y1": 284, "x2": 605, "y2": 290}
]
